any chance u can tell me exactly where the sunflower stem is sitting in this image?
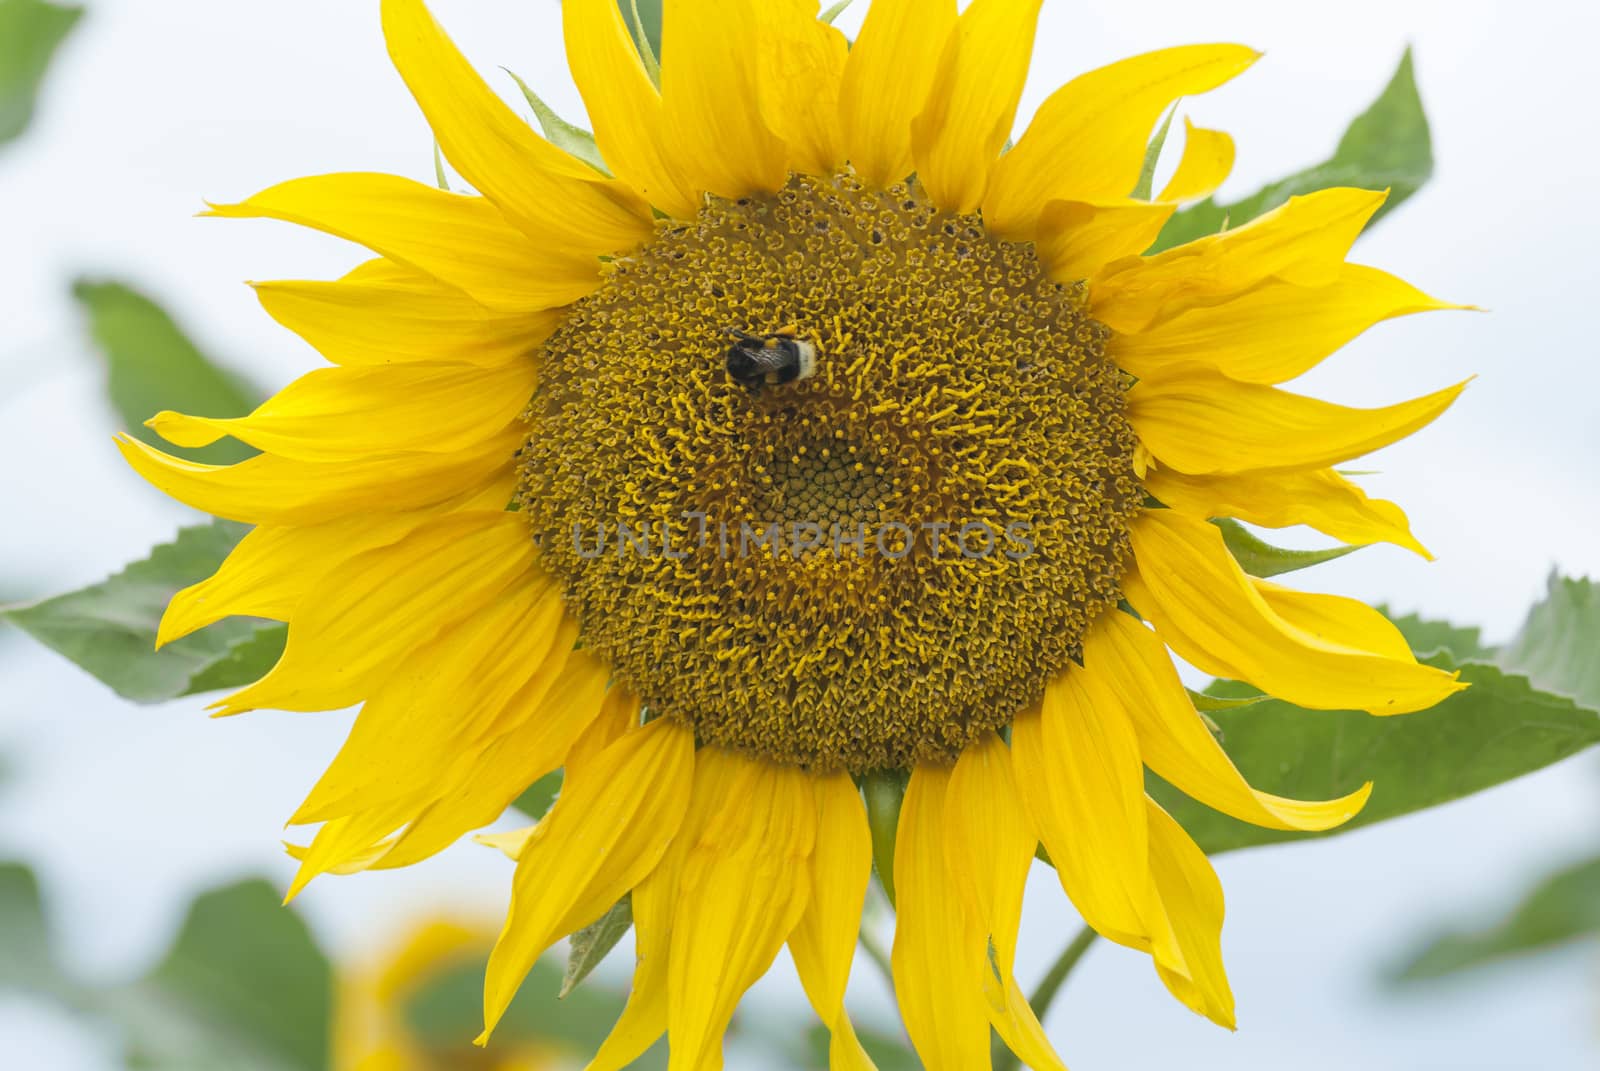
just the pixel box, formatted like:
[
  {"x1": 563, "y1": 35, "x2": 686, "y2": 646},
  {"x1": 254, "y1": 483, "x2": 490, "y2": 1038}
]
[
  {"x1": 992, "y1": 925, "x2": 1097, "y2": 1071},
  {"x1": 857, "y1": 917, "x2": 895, "y2": 992}
]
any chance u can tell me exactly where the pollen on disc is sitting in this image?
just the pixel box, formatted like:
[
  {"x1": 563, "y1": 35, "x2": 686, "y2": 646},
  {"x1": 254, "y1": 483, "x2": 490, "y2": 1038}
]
[{"x1": 518, "y1": 172, "x2": 1141, "y2": 772}]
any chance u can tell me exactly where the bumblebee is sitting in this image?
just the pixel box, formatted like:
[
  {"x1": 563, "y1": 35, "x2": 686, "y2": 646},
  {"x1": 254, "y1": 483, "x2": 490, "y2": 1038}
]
[{"x1": 724, "y1": 327, "x2": 817, "y2": 391}]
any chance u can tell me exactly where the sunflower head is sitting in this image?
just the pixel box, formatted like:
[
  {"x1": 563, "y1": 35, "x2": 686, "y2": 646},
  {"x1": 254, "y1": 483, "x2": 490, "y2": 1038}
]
[{"x1": 120, "y1": 0, "x2": 1469, "y2": 1067}]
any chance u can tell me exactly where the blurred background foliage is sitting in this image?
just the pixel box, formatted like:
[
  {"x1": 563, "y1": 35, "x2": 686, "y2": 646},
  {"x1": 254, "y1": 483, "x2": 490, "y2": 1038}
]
[{"x1": 1, "y1": 0, "x2": 1597, "y2": 1067}]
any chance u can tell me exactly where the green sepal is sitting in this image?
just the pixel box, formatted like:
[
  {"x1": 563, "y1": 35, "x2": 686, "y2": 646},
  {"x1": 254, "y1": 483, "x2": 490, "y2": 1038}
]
[
  {"x1": 1214, "y1": 517, "x2": 1358, "y2": 577},
  {"x1": 502, "y1": 67, "x2": 611, "y2": 176},
  {"x1": 861, "y1": 769, "x2": 908, "y2": 907},
  {"x1": 561, "y1": 895, "x2": 634, "y2": 998}
]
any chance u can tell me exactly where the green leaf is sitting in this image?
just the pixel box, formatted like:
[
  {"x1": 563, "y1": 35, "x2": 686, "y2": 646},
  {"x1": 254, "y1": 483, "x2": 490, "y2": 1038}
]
[
  {"x1": 404, "y1": 949, "x2": 663, "y2": 1068},
  {"x1": 1153, "y1": 48, "x2": 1431, "y2": 253},
  {"x1": 3, "y1": 521, "x2": 284, "y2": 703},
  {"x1": 502, "y1": 68, "x2": 609, "y2": 175},
  {"x1": 1380, "y1": 609, "x2": 1490, "y2": 661},
  {"x1": 73, "y1": 279, "x2": 263, "y2": 464},
  {"x1": 1156, "y1": 653, "x2": 1600, "y2": 856},
  {"x1": 0, "y1": 0, "x2": 82, "y2": 146},
  {"x1": 113, "y1": 879, "x2": 331, "y2": 1071},
  {"x1": 1214, "y1": 518, "x2": 1358, "y2": 578},
  {"x1": 1390, "y1": 856, "x2": 1600, "y2": 980},
  {"x1": 1499, "y1": 572, "x2": 1600, "y2": 709},
  {"x1": 0, "y1": 861, "x2": 57, "y2": 992},
  {"x1": 561, "y1": 895, "x2": 632, "y2": 998}
]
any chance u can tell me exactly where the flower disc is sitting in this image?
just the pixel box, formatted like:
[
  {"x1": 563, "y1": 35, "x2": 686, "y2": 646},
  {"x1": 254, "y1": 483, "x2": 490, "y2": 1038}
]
[{"x1": 519, "y1": 173, "x2": 1141, "y2": 771}]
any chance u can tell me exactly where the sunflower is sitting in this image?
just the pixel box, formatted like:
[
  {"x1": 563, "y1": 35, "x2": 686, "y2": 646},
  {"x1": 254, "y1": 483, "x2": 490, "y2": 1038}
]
[
  {"x1": 120, "y1": 0, "x2": 1469, "y2": 1066},
  {"x1": 335, "y1": 916, "x2": 564, "y2": 1070}
]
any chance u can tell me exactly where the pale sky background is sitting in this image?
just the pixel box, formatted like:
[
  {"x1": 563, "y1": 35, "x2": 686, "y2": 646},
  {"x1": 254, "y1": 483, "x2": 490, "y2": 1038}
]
[{"x1": 2, "y1": 0, "x2": 1598, "y2": 1068}]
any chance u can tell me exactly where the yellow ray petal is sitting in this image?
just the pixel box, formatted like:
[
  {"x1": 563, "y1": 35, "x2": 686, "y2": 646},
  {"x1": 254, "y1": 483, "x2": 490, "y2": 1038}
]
[
  {"x1": 1144, "y1": 465, "x2": 1431, "y2": 559},
  {"x1": 666, "y1": 748, "x2": 816, "y2": 1070},
  {"x1": 837, "y1": 0, "x2": 956, "y2": 188},
  {"x1": 910, "y1": 0, "x2": 1044, "y2": 213},
  {"x1": 1146, "y1": 798, "x2": 1235, "y2": 1028},
  {"x1": 1111, "y1": 263, "x2": 1468, "y2": 384},
  {"x1": 289, "y1": 587, "x2": 568, "y2": 825},
  {"x1": 891, "y1": 764, "x2": 992, "y2": 1071},
  {"x1": 1091, "y1": 187, "x2": 1387, "y2": 333},
  {"x1": 1011, "y1": 671, "x2": 1157, "y2": 951},
  {"x1": 1157, "y1": 120, "x2": 1235, "y2": 203},
  {"x1": 1251, "y1": 579, "x2": 1416, "y2": 662},
  {"x1": 1088, "y1": 610, "x2": 1372, "y2": 832},
  {"x1": 213, "y1": 512, "x2": 536, "y2": 715},
  {"x1": 659, "y1": 0, "x2": 789, "y2": 200},
  {"x1": 206, "y1": 173, "x2": 597, "y2": 311},
  {"x1": 1129, "y1": 362, "x2": 1468, "y2": 474},
  {"x1": 1036, "y1": 198, "x2": 1175, "y2": 282},
  {"x1": 947, "y1": 733, "x2": 1067, "y2": 1071},
  {"x1": 758, "y1": 0, "x2": 850, "y2": 177},
  {"x1": 563, "y1": 0, "x2": 699, "y2": 217},
  {"x1": 984, "y1": 45, "x2": 1259, "y2": 238},
  {"x1": 480, "y1": 717, "x2": 696, "y2": 1041},
  {"x1": 381, "y1": 0, "x2": 652, "y2": 253},
  {"x1": 158, "y1": 476, "x2": 517, "y2": 647},
  {"x1": 1125, "y1": 509, "x2": 1464, "y2": 715},
  {"x1": 787, "y1": 771, "x2": 878, "y2": 1071},
  {"x1": 252, "y1": 261, "x2": 561, "y2": 368},
  {"x1": 377, "y1": 645, "x2": 611, "y2": 870},
  {"x1": 115, "y1": 427, "x2": 519, "y2": 526},
  {"x1": 147, "y1": 359, "x2": 537, "y2": 463}
]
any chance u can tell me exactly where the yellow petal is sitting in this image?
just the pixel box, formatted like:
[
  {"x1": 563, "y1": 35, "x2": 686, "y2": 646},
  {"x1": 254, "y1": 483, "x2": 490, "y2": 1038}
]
[
  {"x1": 115, "y1": 427, "x2": 519, "y2": 526},
  {"x1": 947, "y1": 733, "x2": 1067, "y2": 1071},
  {"x1": 289, "y1": 588, "x2": 568, "y2": 824},
  {"x1": 1143, "y1": 465, "x2": 1431, "y2": 559},
  {"x1": 910, "y1": 0, "x2": 1044, "y2": 213},
  {"x1": 891, "y1": 764, "x2": 991, "y2": 1071},
  {"x1": 1111, "y1": 263, "x2": 1468, "y2": 384},
  {"x1": 480, "y1": 717, "x2": 696, "y2": 1040},
  {"x1": 1087, "y1": 610, "x2": 1372, "y2": 832},
  {"x1": 206, "y1": 173, "x2": 597, "y2": 311},
  {"x1": 157, "y1": 476, "x2": 516, "y2": 647},
  {"x1": 1145, "y1": 798, "x2": 1235, "y2": 1028},
  {"x1": 1091, "y1": 187, "x2": 1387, "y2": 333},
  {"x1": 757, "y1": 0, "x2": 850, "y2": 177},
  {"x1": 1125, "y1": 509, "x2": 1464, "y2": 715},
  {"x1": 563, "y1": 0, "x2": 699, "y2": 217},
  {"x1": 252, "y1": 261, "x2": 561, "y2": 368},
  {"x1": 666, "y1": 749, "x2": 817, "y2": 1070},
  {"x1": 1011, "y1": 671, "x2": 1157, "y2": 951},
  {"x1": 1036, "y1": 198, "x2": 1175, "y2": 282},
  {"x1": 213, "y1": 512, "x2": 537, "y2": 715},
  {"x1": 1129, "y1": 362, "x2": 1468, "y2": 474},
  {"x1": 660, "y1": 0, "x2": 788, "y2": 200},
  {"x1": 1251, "y1": 579, "x2": 1417, "y2": 662},
  {"x1": 1157, "y1": 120, "x2": 1235, "y2": 203},
  {"x1": 788, "y1": 772, "x2": 879, "y2": 1071},
  {"x1": 381, "y1": 0, "x2": 652, "y2": 253},
  {"x1": 147, "y1": 359, "x2": 537, "y2": 462},
  {"x1": 837, "y1": 0, "x2": 956, "y2": 188},
  {"x1": 984, "y1": 45, "x2": 1259, "y2": 237},
  {"x1": 377, "y1": 644, "x2": 610, "y2": 870}
]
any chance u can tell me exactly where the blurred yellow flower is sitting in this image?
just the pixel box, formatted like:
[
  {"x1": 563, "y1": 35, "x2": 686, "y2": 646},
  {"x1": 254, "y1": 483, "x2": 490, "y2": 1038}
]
[
  {"x1": 120, "y1": 0, "x2": 1469, "y2": 1066},
  {"x1": 336, "y1": 918, "x2": 564, "y2": 1071}
]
